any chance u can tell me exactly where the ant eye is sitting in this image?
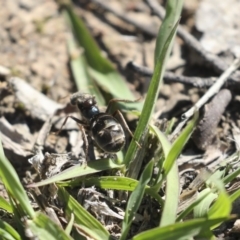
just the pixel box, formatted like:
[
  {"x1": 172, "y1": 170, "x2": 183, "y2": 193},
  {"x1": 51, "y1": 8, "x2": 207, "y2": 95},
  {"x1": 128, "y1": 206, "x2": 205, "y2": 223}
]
[
  {"x1": 83, "y1": 106, "x2": 99, "y2": 119},
  {"x1": 90, "y1": 106, "x2": 99, "y2": 115}
]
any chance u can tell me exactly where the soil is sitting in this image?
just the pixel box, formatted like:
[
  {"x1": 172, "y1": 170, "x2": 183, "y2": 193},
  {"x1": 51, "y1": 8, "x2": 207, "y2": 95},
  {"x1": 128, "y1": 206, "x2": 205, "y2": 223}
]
[{"x1": 1, "y1": 0, "x2": 240, "y2": 239}]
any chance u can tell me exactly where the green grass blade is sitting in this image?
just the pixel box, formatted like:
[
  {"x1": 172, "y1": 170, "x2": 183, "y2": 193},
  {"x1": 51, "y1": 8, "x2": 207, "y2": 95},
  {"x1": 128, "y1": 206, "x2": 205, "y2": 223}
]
[
  {"x1": 84, "y1": 176, "x2": 162, "y2": 203},
  {"x1": 223, "y1": 165, "x2": 240, "y2": 185},
  {"x1": 58, "y1": 176, "x2": 163, "y2": 204},
  {"x1": 160, "y1": 158, "x2": 179, "y2": 227},
  {"x1": 65, "y1": 212, "x2": 74, "y2": 236},
  {"x1": 176, "y1": 191, "x2": 211, "y2": 221},
  {"x1": 230, "y1": 189, "x2": 240, "y2": 202},
  {"x1": 0, "y1": 196, "x2": 13, "y2": 213},
  {"x1": 208, "y1": 191, "x2": 231, "y2": 221},
  {"x1": 64, "y1": 5, "x2": 113, "y2": 73},
  {"x1": 67, "y1": 34, "x2": 105, "y2": 105},
  {"x1": 162, "y1": 112, "x2": 198, "y2": 177},
  {"x1": 0, "y1": 137, "x2": 35, "y2": 218},
  {"x1": 206, "y1": 177, "x2": 231, "y2": 229},
  {"x1": 27, "y1": 212, "x2": 72, "y2": 240},
  {"x1": 28, "y1": 158, "x2": 123, "y2": 188},
  {"x1": 149, "y1": 124, "x2": 171, "y2": 185},
  {"x1": 193, "y1": 188, "x2": 218, "y2": 218},
  {"x1": 58, "y1": 187, "x2": 110, "y2": 240},
  {"x1": 208, "y1": 192, "x2": 231, "y2": 230},
  {"x1": 0, "y1": 219, "x2": 21, "y2": 240},
  {"x1": 149, "y1": 124, "x2": 180, "y2": 226},
  {"x1": 120, "y1": 160, "x2": 154, "y2": 240},
  {"x1": 63, "y1": 5, "x2": 140, "y2": 107},
  {"x1": 150, "y1": 124, "x2": 171, "y2": 157},
  {"x1": 0, "y1": 230, "x2": 17, "y2": 240},
  {"x1": 58, "y1": 176, "x2": 140, "y2": 190},
  {"x1": 125, "y1": 19, "x2": 180, "y2": 178},
  {"x1": 154, "y1": 0, "x2": 184, "y2": 65},
  {"x1": 158, "y1": 114, "x2": 197, "y2": 226},
  {"x1": 133, "y1": 217, "x2": 227, "y2": 240}
]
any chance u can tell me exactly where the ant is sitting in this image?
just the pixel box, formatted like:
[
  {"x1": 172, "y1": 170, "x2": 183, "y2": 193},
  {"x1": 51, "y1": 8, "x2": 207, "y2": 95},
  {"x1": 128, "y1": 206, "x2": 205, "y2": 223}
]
[{"x1": 56, "y1": 92, "x2": 140, "y2": 161}]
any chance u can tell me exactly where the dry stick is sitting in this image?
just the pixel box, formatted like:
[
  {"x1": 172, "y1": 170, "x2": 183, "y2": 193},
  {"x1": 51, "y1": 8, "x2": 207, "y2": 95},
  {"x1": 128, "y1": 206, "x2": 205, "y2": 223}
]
[
  {"x1": 90, "y1": 0, "x2": 157, "y2": 37},
  {"x1": 145, "y1": 0, "x2": 240, "y2": 83},
  {"x1": 183, "y1": 58, "x2": 240, "y2": 119},
  {"x1": 170, "y1": 58, "x2": 240, "y2": 139},
  {"x1": 192, "y1": 89, "x2": 232, "y2": 150},
  {"x1": 127, "y1": 61, "x2": 216, "y2": 88}
]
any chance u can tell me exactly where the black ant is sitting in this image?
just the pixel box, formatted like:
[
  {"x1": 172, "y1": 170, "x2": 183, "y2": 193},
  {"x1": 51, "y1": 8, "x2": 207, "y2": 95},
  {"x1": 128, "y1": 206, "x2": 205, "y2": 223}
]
[{"x1": 56, "y1": 92, "x2": 140, "y2": 160}]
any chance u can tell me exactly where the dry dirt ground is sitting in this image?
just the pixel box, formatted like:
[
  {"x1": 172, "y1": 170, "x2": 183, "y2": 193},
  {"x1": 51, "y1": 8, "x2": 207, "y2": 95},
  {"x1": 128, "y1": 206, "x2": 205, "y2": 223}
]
[{"x1": 1, "y1": 0, "x2": 240, "y2": 239}]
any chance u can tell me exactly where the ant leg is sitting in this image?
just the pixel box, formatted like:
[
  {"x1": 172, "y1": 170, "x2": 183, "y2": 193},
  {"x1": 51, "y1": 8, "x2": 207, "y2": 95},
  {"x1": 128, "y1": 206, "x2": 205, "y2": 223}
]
[
  {"x1": 106, "y1": 97, "x2": 141, "y2": 114},
  {"x1": 55, "y1": 116, "x2": 86, "y2": 135},
  {"x1": 113, "y1": 110, "x2": 141, "y2": 148}
]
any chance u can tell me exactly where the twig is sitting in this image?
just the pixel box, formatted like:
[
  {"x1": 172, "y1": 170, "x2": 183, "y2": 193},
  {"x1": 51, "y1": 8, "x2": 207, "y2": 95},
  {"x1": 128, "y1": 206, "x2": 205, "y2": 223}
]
[
  {"x1": 192, "y1": 89, "x2": 232, "y2": 150},
  {"x1": 145, "y1": 0, "x2": 240, "y2": 83},
  {"x1": 127, "y1": 61, "x2": 216, "y2": 88},
  {"x1": 182, "y1": 58, "x2": 240, "y2": 119},
  {"x1": 89, "y1": 0, "x2": 157, "y2": 37},
  {"x1": 9, "y1": 77, "x2": 63, "y2": 121},
  {"x1": 170, "y1": 58, "x2": 240, "y2": 139}
]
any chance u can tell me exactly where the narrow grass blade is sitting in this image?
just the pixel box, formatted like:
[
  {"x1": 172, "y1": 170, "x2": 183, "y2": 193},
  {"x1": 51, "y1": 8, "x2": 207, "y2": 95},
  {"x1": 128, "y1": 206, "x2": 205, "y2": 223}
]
[
  {"x1": 160, "y1": 158, "x2": 179, "y2": 227},
  {"x1": 206, "y1": 177, "x2": 231, "y2": 229},
  {"x1": 27, "y1": 212, "x2": 72, "y2": 240},
  {"x1": 0, "y1": 137, "x2": 35, "y2": 218},
  {"x1": 0, "y1": 219, "x2": 21, "y2": 240},
  {"x1": 193, "y1": 188, "x2": 218, "y2": 218},
  {"x1": 63, "y1": 6, "x2": 139, "y2": 108},
  {"x1": 162, "y1": 112, "x2": 198, "y2": 177},
  {"x1": 0, "y1": 230, "x2": 17, "y2": 240},
  {"x1": 64, "y1": 5, "x2": 114, "y2": 74},
  {"x1": 150, "y1": 124, "x2": 171, "y2": 157},
  {"x1": 230, "y1": 189, "x2": 240, "y2": 202},
  {"x1": 80, "y1": 176, "x2": 143, "y2": 191},
  {"x1": 208, "y1": 191, "x2": 231, "y2": 225},
  {"x1": 120, "y1": 160, "x2": 154, "y2": 240},
  {"x1": 65, "y1": 213, "x2": 74, "y2": 236},
  {"x1": 176, "y1": 191, "x2": 211, "y2": 221},
  {"x1": 28, "y1": 158, "x2": 123, "y2": 188},
  {"x1": 67, "y1": 34, "x2": 105, "y2": 105},
  {"x1": 157, "y1": 114, "x2": 197, "y2": 227},
  {"x1": 125, "y1": 20, "x2": 180, "y2": 178},
  {"x1": 149, "y1": 124, "x2": 180, "y2": 226},
  {"x1": 154, "y1": 0, "x2": 184, "y2": 64},
  {"x1": 133, "y1": 217, "x2": 227, "y2": 240},
  {"x1": 223, "y1": 166, "x2": 240, "y2": 185},
  {"x1": 58, "y1": 176, "x2": 163, "y2": 204},
  {"x1": 58, "y1": 187, "x2": 110, "y2": 240},
  {"x1": 149, "y1": 124, "x2": 170, "y2": 185},
  {"x1": 0, "y1": 196, "x2": 13, "y2": 213}
]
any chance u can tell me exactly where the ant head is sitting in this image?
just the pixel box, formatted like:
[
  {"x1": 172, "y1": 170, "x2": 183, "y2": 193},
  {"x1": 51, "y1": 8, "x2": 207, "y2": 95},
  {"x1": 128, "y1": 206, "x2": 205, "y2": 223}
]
[{"x1": 70, "y1": 93, "x2": 99, "y2": 120}]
